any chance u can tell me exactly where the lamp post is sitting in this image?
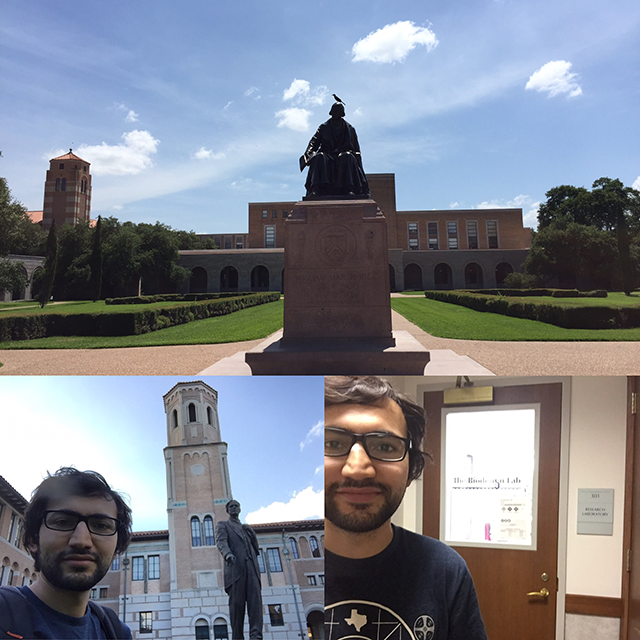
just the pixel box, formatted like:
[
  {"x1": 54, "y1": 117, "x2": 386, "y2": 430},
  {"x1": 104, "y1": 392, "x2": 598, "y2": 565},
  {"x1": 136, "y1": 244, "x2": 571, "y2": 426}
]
[
  {"x1": 281, "y1": 532, "x2": 306, "y2": 639},
  {"x1": 122, "y1": 555, "x2": 130, "y2": 624}
]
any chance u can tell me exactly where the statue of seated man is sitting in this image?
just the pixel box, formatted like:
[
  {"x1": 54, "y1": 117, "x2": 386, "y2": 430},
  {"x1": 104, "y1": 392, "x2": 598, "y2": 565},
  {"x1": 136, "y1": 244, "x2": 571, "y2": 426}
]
[{"x1": 300, "y1": 102, "x2": 370, "y2": 198}]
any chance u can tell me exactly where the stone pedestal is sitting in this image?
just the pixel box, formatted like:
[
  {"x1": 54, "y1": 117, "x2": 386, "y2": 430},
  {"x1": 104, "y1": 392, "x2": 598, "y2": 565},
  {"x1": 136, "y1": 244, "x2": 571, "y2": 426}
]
[{"x1": 245, "y1": 199, "x2": 430, "y2": 375}]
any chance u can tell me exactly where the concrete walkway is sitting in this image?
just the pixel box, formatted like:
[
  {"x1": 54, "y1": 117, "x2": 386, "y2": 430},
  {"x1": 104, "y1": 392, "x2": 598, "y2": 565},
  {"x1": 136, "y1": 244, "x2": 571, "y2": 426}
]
[{"x1": 0, "y1": 311, "x2": 638, "y2": 375}]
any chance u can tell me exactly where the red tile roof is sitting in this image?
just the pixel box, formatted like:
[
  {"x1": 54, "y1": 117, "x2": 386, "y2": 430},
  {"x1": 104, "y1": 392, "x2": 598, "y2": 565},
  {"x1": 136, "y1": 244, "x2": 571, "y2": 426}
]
[{"x1": 51, "y1": 149, "x2": 90, "y2": 164}]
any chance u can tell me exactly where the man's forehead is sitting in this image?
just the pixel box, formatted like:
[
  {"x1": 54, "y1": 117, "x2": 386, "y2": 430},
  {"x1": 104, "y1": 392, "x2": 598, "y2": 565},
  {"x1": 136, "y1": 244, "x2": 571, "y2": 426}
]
[
  {"x1": 46, "y1": 494, "x2": 118, "y2": 517},
  {"x1": 325, "y1": 398, "x2": 407, "y2": 436}
]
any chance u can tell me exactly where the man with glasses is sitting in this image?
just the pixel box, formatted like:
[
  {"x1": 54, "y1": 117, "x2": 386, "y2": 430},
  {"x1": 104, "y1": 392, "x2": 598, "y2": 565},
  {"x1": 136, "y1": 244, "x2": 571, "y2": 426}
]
[
  {"x1": 325, "y1": 377, "x2": 487, "y2": 640},
  {"x1": 0, "y1": 467, "x2": 132, "y2": 638}
]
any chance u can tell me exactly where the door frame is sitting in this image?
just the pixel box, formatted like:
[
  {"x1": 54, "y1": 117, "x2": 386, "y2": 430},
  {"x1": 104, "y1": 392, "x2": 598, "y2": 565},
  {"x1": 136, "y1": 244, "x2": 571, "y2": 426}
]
[{"x1": 391, "y1": 376, "x2": 572, "y2": 640}]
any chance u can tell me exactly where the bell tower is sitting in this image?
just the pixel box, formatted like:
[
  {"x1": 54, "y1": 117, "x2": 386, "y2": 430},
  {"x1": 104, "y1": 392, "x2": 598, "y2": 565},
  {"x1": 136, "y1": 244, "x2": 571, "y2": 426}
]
[
  {"x1": 163, "y1": 381, "x2": 232, "y2": 592},
  {"x1": 42, "y1": 149, "x2": 91, "y2": 230}
]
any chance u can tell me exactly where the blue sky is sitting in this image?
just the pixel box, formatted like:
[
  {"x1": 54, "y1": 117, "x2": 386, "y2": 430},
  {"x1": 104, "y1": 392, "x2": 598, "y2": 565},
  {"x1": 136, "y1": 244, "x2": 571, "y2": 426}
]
[
  {"x1": 0, "y1": 376, "x2": 324, "y2": 532},
  {"x1": 2, "y1": 0, "x2": 639, "y2": 233}
]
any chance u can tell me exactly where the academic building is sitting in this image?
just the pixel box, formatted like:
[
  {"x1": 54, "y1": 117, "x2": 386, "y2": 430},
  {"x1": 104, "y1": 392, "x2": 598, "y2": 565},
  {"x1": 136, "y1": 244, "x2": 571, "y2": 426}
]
[
  {"x1": 180, "y1": 173, "x2": 531, "y2": 294},
  {"x1": 0, "y1": 381, "x2": 324, "y2": 640}
]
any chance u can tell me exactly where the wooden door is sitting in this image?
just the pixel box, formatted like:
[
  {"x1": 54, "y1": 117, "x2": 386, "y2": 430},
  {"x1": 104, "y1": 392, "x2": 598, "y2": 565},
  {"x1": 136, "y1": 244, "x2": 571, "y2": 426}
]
[{"x1": 423, "y1": 383, "x2": 562, "y2": 640}]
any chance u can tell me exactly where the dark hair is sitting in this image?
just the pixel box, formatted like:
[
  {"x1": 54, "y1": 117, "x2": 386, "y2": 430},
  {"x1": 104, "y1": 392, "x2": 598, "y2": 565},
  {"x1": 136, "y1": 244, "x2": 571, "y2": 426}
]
[
  {"x1": 225, "y1": 499, "x2": 240, "y2": 513},
  {"x1": 23, "y1": 467, "x2": 133, "y2": 566},
  {"x1": 325, "y1": 376, "x2": 431, "y2": 482}
]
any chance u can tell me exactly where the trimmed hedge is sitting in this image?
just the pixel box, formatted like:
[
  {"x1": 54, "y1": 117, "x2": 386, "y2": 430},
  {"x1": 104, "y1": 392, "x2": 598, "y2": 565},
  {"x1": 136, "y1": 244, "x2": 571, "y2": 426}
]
[
  {"x1": 459, "y1": 288, "x2": 608, "y2": 298},
  {"x1": 105, "y1": 292, "x2": 254, "y2": 305},
  {"x1": 423, "y1": 290, "x2": 640, "y2": 329},
  {"x1": 0, "y1": 292, "x2": 280, "y2": 342}
]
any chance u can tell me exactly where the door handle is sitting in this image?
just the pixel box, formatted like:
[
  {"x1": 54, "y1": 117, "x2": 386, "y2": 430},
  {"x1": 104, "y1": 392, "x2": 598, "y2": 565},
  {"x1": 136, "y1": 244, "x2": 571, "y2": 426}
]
[{"x1": 526, "y1": 588, "x2": 550, "y2": 598}]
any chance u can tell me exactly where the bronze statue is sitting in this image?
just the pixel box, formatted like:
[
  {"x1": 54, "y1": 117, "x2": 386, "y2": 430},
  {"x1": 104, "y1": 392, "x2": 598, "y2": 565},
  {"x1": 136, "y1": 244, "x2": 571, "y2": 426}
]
[
  {"x1": 300, "y1": 102, "x2": 370, "y2": 198},
  {"x1": 216, "y1": 500, "x2": 263, "y2": 640}
]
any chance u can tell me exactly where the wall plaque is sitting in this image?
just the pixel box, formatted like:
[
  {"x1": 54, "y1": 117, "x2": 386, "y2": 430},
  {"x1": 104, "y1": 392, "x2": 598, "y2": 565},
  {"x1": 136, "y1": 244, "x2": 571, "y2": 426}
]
[{"x1": 577, "y1": 489, "x2": 614, "y2": 535}]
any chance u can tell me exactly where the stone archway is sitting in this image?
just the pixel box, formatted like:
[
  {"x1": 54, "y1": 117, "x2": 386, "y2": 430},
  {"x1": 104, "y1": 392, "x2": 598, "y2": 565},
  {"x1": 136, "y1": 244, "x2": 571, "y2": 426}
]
[
  {"x1": 307, "y1": 609, "x2": 324, "y2": 640},
  {"x1": 220, "y1": 266, "x2": 239, "y2": 292},
  {"x1": 495, "y1": 262, "x2": 513, "y2": 287},
  {"x1": 434, "y1": 263, "x2": 453, "y2": 289},
  {"x1": 464, "y1": 262, "x2": 484, "y2": 289},
  {"x1": 189, "y1": 267, "x2": 208, "y2": 293},
  {"x1": 389, "y1": 264, "x2": 396, "y2": 292},
  {"x1": 251, "y1": 265, "x2": 270, "y2": 291},
  {"x1": 403, "y1": 263, "x2": 423, "y2": 290}
]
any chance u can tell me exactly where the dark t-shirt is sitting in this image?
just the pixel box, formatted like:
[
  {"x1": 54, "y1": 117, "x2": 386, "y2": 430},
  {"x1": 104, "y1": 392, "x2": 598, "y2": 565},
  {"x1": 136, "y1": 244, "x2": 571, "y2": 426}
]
[
  {"x1": 17, "y1": 586, "x2": 132, "y2": 639},
  {"x1": 325, "y1": 526, "x2": 487, "y2": 640}
]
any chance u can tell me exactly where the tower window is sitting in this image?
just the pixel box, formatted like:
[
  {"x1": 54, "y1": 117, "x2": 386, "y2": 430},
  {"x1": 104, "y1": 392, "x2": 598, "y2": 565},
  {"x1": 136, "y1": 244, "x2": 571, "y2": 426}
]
[
  {"x1": 191, "y1": 516, "x2": 202, "y2": 547},
  {"x1": 188, "y1": 403, "x2": 196, "y2": 422},
  {"x1": 61, "y1": 178, "x2": 66, "y2": 192},
  {"x1": 309, "y1": 536, "x2": 321, "y2": 558},
  {"x1": 55, "y1": 178, "x2": 60, "y2": 191},
  {"x1": 207, "y1": 406, "x2": 212, "y2": 425},
  {"x1": 172, "y1": 409, "x2": 178, "y2": 429},
  {"x1": 59, "y1": 163, "x2": 65, "y2": 169},
  {"x1": 203, "y1": 516, "x2": 215, "y2": 545}
]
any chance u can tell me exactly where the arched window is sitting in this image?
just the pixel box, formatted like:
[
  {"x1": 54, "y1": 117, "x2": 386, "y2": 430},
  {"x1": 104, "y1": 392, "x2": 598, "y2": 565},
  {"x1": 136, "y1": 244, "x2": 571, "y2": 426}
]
[
  {"x1": 191, "y1": 516, "x2": 202, "y2": 547},
  {"x1": 309, "y1": 536, "x2": 320, "y2": 558},
  {"x1": 61, "y1": 178, "x2": 66, "y2": 191},
  {"x1": 207, "y1": 406, "x2": 212, "y2": 425},
  {"x1": 188, "y1": 403, "x2": 196, "y2": 422},
  {"x1": 195, "y1": 619, "x2": 211, "y2": 640},
  {"x1": 288, "y1": 537, "x2": 299, "y2": 559},
  {"x1": 172, "y1": 409, "x2": 178, "y2": 429},
  {"x1": 203, "y1": 516, "x2": 215, "y2": 545},
  {"x1": 213, "y1": 618, "x2": 228, "y2": 640},
  {"x1": 55, "y1": 178, "x2": 60, "y2": 191}
]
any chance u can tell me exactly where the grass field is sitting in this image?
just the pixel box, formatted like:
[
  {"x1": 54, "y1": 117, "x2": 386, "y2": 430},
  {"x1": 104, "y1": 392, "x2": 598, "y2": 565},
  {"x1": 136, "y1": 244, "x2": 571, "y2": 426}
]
[
  {"x1": 0, "y1": 299, "x2": 284, "y2": 349},
  {"x1": 0, "y1": 299, "x2": 213, "y2": 316},
  {"x1": 391, "y1": 296, "x2": 640, "y2": 341}
]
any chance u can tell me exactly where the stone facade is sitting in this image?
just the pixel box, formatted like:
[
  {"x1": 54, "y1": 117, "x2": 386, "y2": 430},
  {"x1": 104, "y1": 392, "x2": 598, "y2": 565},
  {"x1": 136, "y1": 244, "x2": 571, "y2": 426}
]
[
  {"x1": 182, "y1": 173, "x2": 529, "y2": 293},
  {"x1": 0, "y1": 254, "x2": 45, "y2": 301}
]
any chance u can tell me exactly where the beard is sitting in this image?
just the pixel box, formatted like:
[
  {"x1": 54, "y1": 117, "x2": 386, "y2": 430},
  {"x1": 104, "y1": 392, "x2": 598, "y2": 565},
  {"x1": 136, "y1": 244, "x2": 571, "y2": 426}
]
[
  {"x1": 325, "y1": 479, "x2": 405, "y2": 533},
  {"x1": 37, "y1": 548, "x2": 111, "y2": 592}
]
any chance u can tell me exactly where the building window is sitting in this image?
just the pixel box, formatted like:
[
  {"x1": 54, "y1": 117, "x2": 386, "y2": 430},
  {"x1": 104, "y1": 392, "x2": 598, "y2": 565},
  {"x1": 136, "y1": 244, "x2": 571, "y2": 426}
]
[
  {"x1": 90, "y1": 588, "x2": 97, "y2": 599},
  {"x1": 111, "y1": 556, "x2": 120, "y2": 571},
  {"x1": 7, "y1": 570, "x2": 14, "y2": 586},
  {"x1": 207, "y1": 406, "x2": 212, "y2": 424},
  {"x1": 172, "y1": 409, "x2": 178, "y2": 429},
  {"x1": 148, "y1": 555, "x2": 160, "y2": 580},
  {"x1": 307, "y1": 575, "x2": 317, "y2": 585},
  {"x1": 262, "y1": 210, "x2": 268, "y2": 219},
  {"x1": 309, "y1": 536, "x2": 321, "y2": 558},
  {"x1": 267, "y1": 548, "x2": 283, "y2": 572},
  {"x1": 8, "y1": 515, "x2": 18, "y2": 546},
  {"x1": 140, "y1": 612, "x2": 153, "y2": 634},
  {"x1": 447, "y1": 221, "x2": 458, "y2": 249},
  {"x1": 235, "y1": 239, "x2": 243, "y2": 249},
  {"x1": 283, "y1": 210, "x2": 289, "y2": 218},
  {"x1": 288, "y1": 537, "x2": 299, "y2": 559},
  {"x1": 188, "y1": 403, "x2": 197, "y2": 422},
  {"x1": 132, "y1": 556, "x2": 144, "y2": 581},
  {"x1": 99, "y1": 587, "x2": 108, "y2": 598},
  {"x1": 319, "y1": 574, "x2": 324, "y2": 584},
  {"x1": 191, "y1": 516, "x2": 202, "y2": 547},
  {"x1": 408, "y1": 222, "x2": 418, "y2": 237},
  {"x1": 203, "y1": 516, "x2": 215, "y2": 546},
  {"x1": 272, "y1": 210, "x2": 278, "y2": 218},
  {"x1": 264, "y1": 226, "x2": 276, "y2": 248},
  {"x1": 61, "y1": 178, "x2": 66, "y2": 191},
  {"x1": 257, "y1": 549, "x2": 266, "y2": 573},
  {"x1": 487, "y1": 220, "x2": 499, "y2": 248},
  {"x1": 428, "y1": 222, "x2": 439, "y2": 250},
  {"x1": 55, "y1": 178, "x2": 61, "y2": 191},
  {"x1": 409, "y1": 238, "x2": 419, "y2": 250},
  {"x1": 213, "y1": 618, "x2": 228, "y2": 640},
  {"x1": 59, "y1": 163, "x2": 65, "y2": 169},
  {"x1": 196, "y1": 619, "x2": 211, "y2": 640},
  {"x1": 467, "y1": 221, "x2": 478, "y2": 250},
  {"x1": 224, "y1": 237, "x2": 232, "y2": 249},
  {"x1": 268, "y1": 604, "x2": 284, "y2": 627}
]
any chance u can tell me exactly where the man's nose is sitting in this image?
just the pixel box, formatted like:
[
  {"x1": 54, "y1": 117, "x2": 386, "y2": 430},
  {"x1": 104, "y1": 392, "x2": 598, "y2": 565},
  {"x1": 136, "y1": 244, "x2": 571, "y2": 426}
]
[
  {"x1": 68, "y1": 521, "x2": 93, "y2": 546},
  {"x1": 341, "y1": 443, "x2": 376, "y2": 480}
]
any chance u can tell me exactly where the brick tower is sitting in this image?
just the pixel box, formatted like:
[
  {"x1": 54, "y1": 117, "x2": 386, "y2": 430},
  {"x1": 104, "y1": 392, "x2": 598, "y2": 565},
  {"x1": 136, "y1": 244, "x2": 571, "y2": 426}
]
[
  {"x1": 42, "y1": 149, "x2": 91, "y2": 230},
  {"x1": 162, "y1": 381, "x2": 232, "y2": 595}
]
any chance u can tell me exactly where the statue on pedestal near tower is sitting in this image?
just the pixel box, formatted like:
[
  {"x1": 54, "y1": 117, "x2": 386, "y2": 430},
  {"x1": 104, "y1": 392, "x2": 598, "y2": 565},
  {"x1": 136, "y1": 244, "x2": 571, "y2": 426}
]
[
  {"x1": 300, "y1": 101, "x2": 370, "y2": 199},
  {"x1": 216, "y1": 500, "x2": 264, "y2": 640}
]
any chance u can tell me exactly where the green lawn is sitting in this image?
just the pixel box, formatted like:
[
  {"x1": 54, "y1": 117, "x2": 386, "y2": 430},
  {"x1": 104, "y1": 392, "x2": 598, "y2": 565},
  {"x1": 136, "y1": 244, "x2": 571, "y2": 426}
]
[
  {"x1": 0, "y1": 299, "x2": 284, "y2": 349},
  {"x1": 0, "y1": 299, "x2": 211, "y2": 316},
  {"x1": 391, "y1": 296, "x2": 640, "y2": 341},
  {"x1": 504, "y1": 292, "x2": 640, "y2": 308}
]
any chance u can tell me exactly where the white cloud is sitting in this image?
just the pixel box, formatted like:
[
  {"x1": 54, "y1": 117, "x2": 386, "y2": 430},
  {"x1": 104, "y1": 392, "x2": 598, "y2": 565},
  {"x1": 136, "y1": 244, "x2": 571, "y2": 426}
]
[
  {"x1": 114, "y1": 102, "x2": 139, "y2": 123},
  {"x1": 477, "y1": 194, "x2": 540, "y2": 229},
  {"x1": 352, "y1": 21, "x2": 438, "y2": 63},
  {"x1": 275, "y1": 107, "x2": 312, "y2": 131},
  {"x1": 245, "y1": 486, "x2": 323, "y2": 524},
  {"x1": 76, "y1": 130, "x2": 159, "y2": 176},
  {"x1": 633, "y1": 176, "x2": 640, "y2": 191},
  {"x1": 300, "y1": 420, "x2": 323, "y2": 451},
  {"x1": 283, "y1": 79, "x2": 310, "y2": 101},
  {"x1": 245, "y1": 86, "x2": 260, "y2": 99},
  {"x1": 192, "y1": 147, "x2": 225, "y2": 161},
  {"x1": 450, "y1": 201, "x2": 460, "y2": 208},
  {"x1": 525, "y1": 60, "x2": 582, "y2": 98},
  {"x1": 283, "y1": 79, "x2": 328, "y2": 107}
]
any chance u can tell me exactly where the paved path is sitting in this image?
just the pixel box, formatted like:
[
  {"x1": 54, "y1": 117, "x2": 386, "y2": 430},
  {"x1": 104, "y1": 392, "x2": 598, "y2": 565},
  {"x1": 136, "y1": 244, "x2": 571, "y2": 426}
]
[{"x1": 0, "y1": 312, "x2": 638, "y2": 376}]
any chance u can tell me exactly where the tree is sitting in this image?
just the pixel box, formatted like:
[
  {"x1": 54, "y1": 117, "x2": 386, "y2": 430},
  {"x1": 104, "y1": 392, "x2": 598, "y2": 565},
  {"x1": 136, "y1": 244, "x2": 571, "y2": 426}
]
[
  {"x1": 0, "y1": 258, "x2": 27, "y2": 295},
  {"x1": 38, "y1": 221, "x2": 58, "y2": 308},
  {"x1": 0, "y1": 177, "x2": 45, "y2": 257},
  {"x1": 89, "y1": 216, "x2": 103, "y2": 301}
]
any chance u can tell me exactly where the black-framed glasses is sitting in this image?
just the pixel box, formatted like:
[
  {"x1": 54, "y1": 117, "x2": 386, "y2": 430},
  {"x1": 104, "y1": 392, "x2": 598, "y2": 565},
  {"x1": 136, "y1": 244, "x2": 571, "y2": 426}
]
[
  {"x1": 42, "y1": 510, "x2": 120, "y2": 536},
  {"x1": 325, "y1": 427, "x2": 410, "y2": 462}
]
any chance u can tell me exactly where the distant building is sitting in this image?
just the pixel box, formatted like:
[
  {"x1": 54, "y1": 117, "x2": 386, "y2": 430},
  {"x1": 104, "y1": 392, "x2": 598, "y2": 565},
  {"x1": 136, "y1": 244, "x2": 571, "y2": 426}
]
[
  {"x1": 180, "y1": 173, "x2": 531, "y2": 292},
  {"x1": 42, "y1": 149, "x2": 92, "y2": 231}
]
